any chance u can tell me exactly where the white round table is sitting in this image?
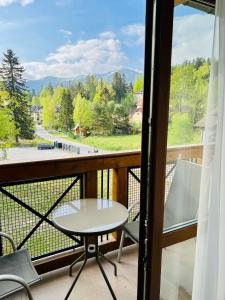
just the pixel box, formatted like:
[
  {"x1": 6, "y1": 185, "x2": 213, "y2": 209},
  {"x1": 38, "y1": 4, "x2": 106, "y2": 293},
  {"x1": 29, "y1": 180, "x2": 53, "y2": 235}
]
[{"x1": 53, "y1": 198, "x2": 128, "y2": 300}]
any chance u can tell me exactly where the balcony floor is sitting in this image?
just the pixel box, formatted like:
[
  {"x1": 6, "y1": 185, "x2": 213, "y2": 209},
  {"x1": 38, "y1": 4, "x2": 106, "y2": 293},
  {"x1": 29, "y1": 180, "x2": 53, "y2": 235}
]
[
  {"x1": 7, "y1": 245, "x2": 138, "y2": 300},
  {"x1": 6, "y1": 239, "x2": 195, "y2": 300}
]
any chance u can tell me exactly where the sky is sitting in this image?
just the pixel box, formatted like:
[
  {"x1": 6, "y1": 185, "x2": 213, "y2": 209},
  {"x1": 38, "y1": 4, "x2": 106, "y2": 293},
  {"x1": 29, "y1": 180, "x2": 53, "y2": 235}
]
[{"x1": 0, "y1": 0, "x2": 215, "y2": 80}]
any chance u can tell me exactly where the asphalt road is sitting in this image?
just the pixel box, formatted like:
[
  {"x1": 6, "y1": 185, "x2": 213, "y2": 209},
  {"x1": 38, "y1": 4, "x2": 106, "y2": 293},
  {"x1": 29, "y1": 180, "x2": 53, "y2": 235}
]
[
  {"x1": 0, "y1": 147, "x2": 79, "y2": 164},
  {"x1": 35, "y1": 125, "x2": 102, "y2": 154},
  {"x1": 0, "y1": 127, "x2": 104, "y2": 165}
]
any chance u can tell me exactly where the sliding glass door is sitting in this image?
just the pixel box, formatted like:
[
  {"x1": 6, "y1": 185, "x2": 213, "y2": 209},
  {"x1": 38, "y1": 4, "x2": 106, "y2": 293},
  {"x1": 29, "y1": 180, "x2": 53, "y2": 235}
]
[{"x1": 138, "y1": 0, "x2": 214, "y2": 299}]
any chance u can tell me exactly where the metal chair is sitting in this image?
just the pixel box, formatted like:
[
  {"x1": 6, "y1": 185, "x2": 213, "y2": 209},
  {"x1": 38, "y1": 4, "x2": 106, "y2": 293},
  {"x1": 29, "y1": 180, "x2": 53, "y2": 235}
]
[
  {"x1": 0, "y1": 232, "x2": 40, "y2": 299},
  {"x1": 117, "y1": 159, "x2": 202, "y2": 262}
]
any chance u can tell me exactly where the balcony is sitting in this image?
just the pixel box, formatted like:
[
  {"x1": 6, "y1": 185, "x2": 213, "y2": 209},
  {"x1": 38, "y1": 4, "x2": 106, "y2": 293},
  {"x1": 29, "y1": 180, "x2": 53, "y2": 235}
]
[{"x1": 0, "y1": 144, "x2": 202, "y2": 300}]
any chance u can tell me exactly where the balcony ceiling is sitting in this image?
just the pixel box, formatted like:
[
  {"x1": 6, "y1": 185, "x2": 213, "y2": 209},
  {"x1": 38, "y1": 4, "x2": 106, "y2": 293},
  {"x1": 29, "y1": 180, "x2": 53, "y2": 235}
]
[{"x1": 175, "y1": 0, "x2": 215, "y2": 14}]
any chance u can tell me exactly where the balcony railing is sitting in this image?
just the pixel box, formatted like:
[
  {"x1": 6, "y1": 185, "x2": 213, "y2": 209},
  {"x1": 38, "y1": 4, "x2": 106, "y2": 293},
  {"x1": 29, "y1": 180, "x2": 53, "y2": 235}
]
[{"x1": 0, "y1": 144, "x2": 203, "y2": 274}]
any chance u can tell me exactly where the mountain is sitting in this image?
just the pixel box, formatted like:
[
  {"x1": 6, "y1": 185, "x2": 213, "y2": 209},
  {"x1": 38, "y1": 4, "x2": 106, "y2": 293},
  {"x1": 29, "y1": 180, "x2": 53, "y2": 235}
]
[
  {"x1": 26, "y1": 68, "x2": 143, "y2": 94},
  {"x1": 26, "y1": 76, "x2": 72, "y2": 94}
]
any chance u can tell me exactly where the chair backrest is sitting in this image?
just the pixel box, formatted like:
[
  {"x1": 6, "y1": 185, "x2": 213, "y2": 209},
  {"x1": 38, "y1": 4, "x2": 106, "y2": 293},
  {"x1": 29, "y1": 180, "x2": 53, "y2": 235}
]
[{"x1": 163, "y1": 159, "x2": 202, "y2": 229}]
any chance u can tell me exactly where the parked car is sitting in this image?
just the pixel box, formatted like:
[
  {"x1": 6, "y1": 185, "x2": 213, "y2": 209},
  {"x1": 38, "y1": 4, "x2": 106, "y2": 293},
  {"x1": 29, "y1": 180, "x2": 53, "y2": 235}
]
[{"x1": 37, "y1": 143, "x2": 54, "y2": 150}]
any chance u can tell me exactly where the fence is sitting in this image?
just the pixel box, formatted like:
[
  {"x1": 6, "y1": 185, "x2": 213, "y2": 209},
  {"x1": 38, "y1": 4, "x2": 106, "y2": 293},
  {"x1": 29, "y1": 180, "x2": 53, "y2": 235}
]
[{"x1": 0, "y1": 145, "x2": 203, "y2": 274}]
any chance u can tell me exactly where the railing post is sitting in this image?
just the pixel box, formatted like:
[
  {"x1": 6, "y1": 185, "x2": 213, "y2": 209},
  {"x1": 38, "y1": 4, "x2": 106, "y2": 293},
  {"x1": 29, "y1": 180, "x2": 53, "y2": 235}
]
[
  {"x1": 83, "y1": 171, "x2": 98, "y2": 248},
  {"x1": 84, "y1": 171, "x2": 98, "y2": 198},
  {"x1": 112, "y1": 167, "x2": 128, "y2": 245},
  {"x1": 0, "y1": 223, "x2": 2, "y2": 256}
]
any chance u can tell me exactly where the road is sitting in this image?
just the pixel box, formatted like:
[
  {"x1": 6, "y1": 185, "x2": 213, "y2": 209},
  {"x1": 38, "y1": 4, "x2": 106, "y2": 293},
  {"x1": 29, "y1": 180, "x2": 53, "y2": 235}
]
[
  {"x1": 0, "y1": 127, "x2": 105, "y2": 165},
  {"x1": 0, "y1": 147, "x2": 79, "y2": 165},
  {"x1": 35, "y1": 125, "x2": 103, "y2": 155}
]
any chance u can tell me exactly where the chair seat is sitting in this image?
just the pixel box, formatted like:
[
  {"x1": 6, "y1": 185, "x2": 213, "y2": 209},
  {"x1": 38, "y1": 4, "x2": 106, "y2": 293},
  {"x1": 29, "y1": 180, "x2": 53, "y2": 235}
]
[
  {"x1": 124, "y1": 221, "x2": 139, "y2": 243},
  {"x1": 0, "y1": 249, "x2": 40, "y2": 299}
]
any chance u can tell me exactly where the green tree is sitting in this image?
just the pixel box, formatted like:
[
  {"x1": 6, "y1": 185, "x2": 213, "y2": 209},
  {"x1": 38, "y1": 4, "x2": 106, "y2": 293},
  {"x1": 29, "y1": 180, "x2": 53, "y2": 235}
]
[
  {"x1": 0, "y1": 49, "x2": 34, "y2": 141},
  {"x1": 39, "y1": 85, "x2": 55, "y2": 129},
  {"x1": 191, "y1": 62, "x2": 210, "y2": 123},
  {"x1": 123, "y1": 93, "x2": 136, "y2": 114},
  {"x1": 0, "y1": 108, "x2": 17, "y2": 146},
  {"x1": 73, "y1": 93, "x2": 93, "y2": 129},
  {"x1": 92, "y1": 101, "x2": 114, "y2": 135},
  {"x1": 192, "y1": 57, "x2": 208, "y2": 70},
  {"x1": 47, "y1": 83, "x2": 54, "y2": 95},
  {"x1": 31, "y1": 95, "x2": 40, "y2": 105},
  {"x1": 59, "y1": 89, "x2": 74, "y2": 130},
  {"x1": 0, "y1": 89, "x2": 17, "y2": 147},
  {"x1": 133, "y1": 75, "x2": 143, "y2": 93},
  {"x1": 170, "y1": 63, "x2": 194, "y2": 113},
  {"x1": 93, "y1": 80, "x2": 114, "y2": 104},
  {"x1": 84, "y1": 75, "x2": 97, "y2": 100},
  {"x1": 112, "y1": 103, "x2": 130, "y2": 134},
  {"x1": 70, "y1": 81, "x2": 86, "y2": 99},
  {"x1": 168, "y1": 113, "x2": 198, "y2": 146},
  {"x1": 127, "y1": 82, "x2": 133, "y2": 93},
  {"x1": 112, "y1": 72, "x2": 127, "y2": 102}
]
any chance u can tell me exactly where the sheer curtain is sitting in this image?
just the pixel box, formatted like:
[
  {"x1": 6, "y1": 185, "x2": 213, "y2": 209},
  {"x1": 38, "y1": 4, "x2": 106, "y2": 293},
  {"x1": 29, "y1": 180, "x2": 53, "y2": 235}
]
[{"x1": 192, "y1": 1, "x2": 225, "y2": 299}]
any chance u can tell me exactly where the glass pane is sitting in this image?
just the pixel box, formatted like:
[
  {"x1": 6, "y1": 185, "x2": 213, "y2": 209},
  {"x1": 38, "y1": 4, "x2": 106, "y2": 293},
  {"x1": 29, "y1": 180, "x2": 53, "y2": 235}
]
[
  {"x1": 163, "y1": 4, "x2": 214, "y2": 230},
  {"x1": 0, "y1": 0, "x2": 145, "y2": 164},
  {"x1": 160, "y1": 4, "x2": 214, "y2": 299},
  {"x1": 160, "y1": 238, "x2": 196, "y2": 300}
]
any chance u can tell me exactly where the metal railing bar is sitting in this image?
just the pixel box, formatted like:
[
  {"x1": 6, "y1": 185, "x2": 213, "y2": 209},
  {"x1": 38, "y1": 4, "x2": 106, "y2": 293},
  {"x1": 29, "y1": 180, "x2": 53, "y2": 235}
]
[
  {"x1": 0, "y1": 187, "x2": 81, "y2": 247},
  {"x1": 101, "y1": 170, "x2": 104, "y2": 198},
  {"x1": 129, "y1": 169, "x2": 141, "y2": 183},
  {"x1": 165, "y1": 162, "x2": 176, "y2": 178},
  {"x1": 80, "y1": 175, "x2": 84, "y2": 199},
  {"x1": 17, "y1": 175, "x2": 81, "y2": 249},
  {"x1": 107, "y1": 170, "x2": 110, "y2": 199}
]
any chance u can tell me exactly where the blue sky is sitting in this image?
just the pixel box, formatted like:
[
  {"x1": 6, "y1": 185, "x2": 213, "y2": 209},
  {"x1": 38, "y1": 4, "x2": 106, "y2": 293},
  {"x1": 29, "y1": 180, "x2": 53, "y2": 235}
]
[{"x1": 0, "y1": 0, "x2": 214, "y2": 79}]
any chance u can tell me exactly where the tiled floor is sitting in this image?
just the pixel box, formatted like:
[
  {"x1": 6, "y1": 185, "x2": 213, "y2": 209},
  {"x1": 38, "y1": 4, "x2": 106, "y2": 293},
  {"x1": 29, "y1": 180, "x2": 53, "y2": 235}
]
[
  {"x1": 6, "y1": 246, "x2": 138, "y2": 300},
  {"x1": 6, "y1": 239, "x2": 195, "y2": 300}
]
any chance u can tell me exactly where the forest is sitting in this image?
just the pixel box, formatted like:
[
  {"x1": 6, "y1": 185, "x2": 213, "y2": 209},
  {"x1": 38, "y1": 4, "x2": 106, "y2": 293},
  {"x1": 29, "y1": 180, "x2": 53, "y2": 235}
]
[
  {"x1": 0, "y1": 49, "x2": 210, "y2": 150},
  {"x1": 32, "y1": 57, "x2": 210, "y2": 146}
]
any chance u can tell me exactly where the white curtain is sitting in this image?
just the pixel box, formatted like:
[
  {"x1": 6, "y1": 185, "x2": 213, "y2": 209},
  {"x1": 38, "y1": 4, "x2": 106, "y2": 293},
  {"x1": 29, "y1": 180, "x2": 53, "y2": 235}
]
[{"x1": 192, "y1": 1, "x2": 225, "y2": 299}]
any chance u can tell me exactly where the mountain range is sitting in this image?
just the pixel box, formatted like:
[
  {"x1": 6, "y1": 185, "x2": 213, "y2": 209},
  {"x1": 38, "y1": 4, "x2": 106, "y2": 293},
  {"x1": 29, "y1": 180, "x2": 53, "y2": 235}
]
[{"x1": 26, "y1": 68, "x2": 143, "y2": 94}]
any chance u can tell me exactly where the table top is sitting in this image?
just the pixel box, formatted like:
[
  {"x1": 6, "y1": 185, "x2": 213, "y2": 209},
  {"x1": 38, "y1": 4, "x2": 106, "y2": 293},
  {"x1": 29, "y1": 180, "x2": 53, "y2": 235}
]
[{"x1": 53, "y1": 198, "x2": 128, "y2": 236}]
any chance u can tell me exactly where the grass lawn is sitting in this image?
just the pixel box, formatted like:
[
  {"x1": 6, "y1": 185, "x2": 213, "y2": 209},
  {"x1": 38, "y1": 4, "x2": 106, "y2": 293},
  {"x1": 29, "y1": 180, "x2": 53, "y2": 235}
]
[
  {"x1": 49, "y1": 130, "x2": 142, "y2": 151},
  {"x1": 80, "y1": 135, "x2": 141, "y2": 151},
  {"x1": 15, "y1": 135, "x2": 52, "y2": 147}
]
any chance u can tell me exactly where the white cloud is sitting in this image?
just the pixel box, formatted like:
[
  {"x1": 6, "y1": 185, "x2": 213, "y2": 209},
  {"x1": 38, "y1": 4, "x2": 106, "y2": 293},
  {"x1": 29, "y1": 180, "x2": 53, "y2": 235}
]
[
  {"x1": 172, "y1": 14, "x2": 214, "y2": 64},
  {"x1": 59, "y1": 29, "x2": 72, "y2": 42},
  {"x1": 121, "y1": 14, "x2": 214, "y2": 64},
  {"x1": 56, "y1": 0, "x2": 71, "y2": 6},
  {"x1": 59, "y1": 29, "x2": 72, "y2": 36},
  {"x1": 0, "y1": 0, "x2": 33, "y2": 6},
  {"x1": 20, "y1": 0, "x2": 33, "y2": 6},
  {"x1": 121, "y1": 23, "x2": 145, "y2": 46},
  {"x1": 0, "y1": 0, "x2": 14, "y2": 5},
  {"x1": 99, "y1": 31, "x2": 116, "y2": 39},
  {"x1": 24, "y1": 33, "x2": 127, "y2": 79}
]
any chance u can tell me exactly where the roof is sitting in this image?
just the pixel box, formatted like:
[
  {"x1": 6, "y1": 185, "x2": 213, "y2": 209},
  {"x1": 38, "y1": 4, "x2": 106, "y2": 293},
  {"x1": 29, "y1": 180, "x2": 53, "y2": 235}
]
[{"x1": 194, "y1": 117, "x2": 206, "y2": 128}]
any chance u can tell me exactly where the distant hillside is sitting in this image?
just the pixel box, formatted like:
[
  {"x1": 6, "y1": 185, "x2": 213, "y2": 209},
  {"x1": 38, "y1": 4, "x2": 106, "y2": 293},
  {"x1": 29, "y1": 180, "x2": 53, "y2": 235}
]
[{"x1": 26, "y1": 68, "x2": 143, "y2": 94}]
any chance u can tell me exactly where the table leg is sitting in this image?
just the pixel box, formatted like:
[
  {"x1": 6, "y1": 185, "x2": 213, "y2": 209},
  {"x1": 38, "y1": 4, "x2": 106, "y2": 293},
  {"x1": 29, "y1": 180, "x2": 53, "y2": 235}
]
[
  {"x1": 98, "y1": 252, "x2": 117, "y2": 276},
  {"x1": 69, "y1": 252, "x2": 86, "y2": 276},
  {"x1": 65, "y1": 257, "x2": 87, "y2": 300},
  {"x1": 96, "y1": 255, "x2": 117, "y2": 300},
  {"x1": 65, "y1": 236, "x2": 118, "y2": 300}
]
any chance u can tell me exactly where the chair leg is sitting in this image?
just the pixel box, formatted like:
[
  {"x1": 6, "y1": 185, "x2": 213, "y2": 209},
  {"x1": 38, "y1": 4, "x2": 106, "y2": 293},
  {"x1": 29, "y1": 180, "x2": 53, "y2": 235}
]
[
  {"x1": 0, "y1": 275, "x2": 33, "y2": 300},
  {"x1": 117, "y1": 231, "x2": 125, "y2": 263}
]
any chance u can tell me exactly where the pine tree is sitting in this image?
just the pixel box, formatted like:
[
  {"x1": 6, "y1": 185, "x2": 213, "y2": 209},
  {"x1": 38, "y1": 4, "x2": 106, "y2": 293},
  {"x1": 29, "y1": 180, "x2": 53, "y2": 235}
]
[
  {"x1": 84, "y1": 75, "x2": 97, "y2": 100},
  {"x1": 112, "y1": 72, "x2": 127, "y2": 103},
  {"x1": 59, "y1": 89, "x2": 74, "y2": 131},
  {"x1": 0, "y1": 49, "x2": 34, "y2": 141}
]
